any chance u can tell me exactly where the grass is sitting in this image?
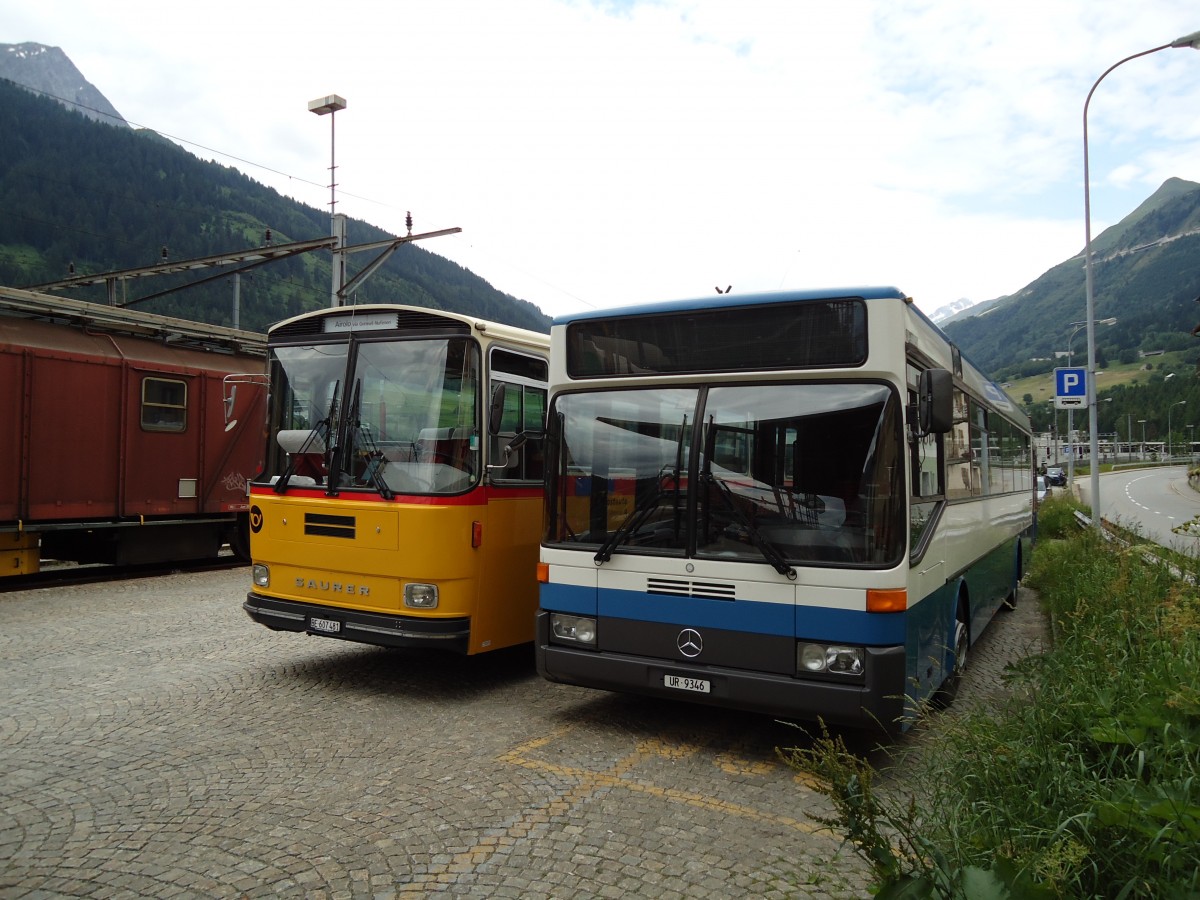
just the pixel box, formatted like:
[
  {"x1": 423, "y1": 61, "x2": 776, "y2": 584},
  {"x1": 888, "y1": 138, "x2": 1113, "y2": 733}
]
[
  {"x1": 781, "y1": 494, "x2": 1200, "y2": 898},
  {"x1": 1002, "y1": 350, "x2": 1193, "y2": 404}
]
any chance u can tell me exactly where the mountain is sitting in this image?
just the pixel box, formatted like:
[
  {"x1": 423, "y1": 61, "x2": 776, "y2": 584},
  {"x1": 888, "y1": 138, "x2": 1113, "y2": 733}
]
[
  {"x1": 0, "y1": 46, "x2": 550, "y2": 334},
  {"x1": 928, "y1": 296, "x2": 993, "y2": 324},
  {"x1": 0, "y1": 43, "x2": 126, "y2": 126},
  {"x1": 943, "y1": 177, "x2": 1200, "y2": 381}
]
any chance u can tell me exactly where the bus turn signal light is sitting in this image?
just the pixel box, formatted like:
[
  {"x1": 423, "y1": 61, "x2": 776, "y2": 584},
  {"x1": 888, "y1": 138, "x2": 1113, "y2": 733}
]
[
  {"x1": 867, "y1": 588, "x2": 907, "y2": 613},
  {"x1": 537, "y1": 562, "x2": 550, "y2": 583}
]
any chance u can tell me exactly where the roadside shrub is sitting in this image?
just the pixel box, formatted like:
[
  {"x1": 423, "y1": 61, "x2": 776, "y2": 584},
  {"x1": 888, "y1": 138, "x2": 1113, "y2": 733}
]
[
  {"x1": 784, "y1": 525, "x2": 1200, "y2": 898},
  {"x1": 1036, "y1": 493, "x2": 1084, "y2": 540}
]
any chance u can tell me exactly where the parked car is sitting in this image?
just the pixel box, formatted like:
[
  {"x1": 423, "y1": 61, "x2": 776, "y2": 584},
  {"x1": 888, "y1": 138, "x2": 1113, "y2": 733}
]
[{"x1": 1044, "y1": 466, "x2": 1066, "y2": 486}]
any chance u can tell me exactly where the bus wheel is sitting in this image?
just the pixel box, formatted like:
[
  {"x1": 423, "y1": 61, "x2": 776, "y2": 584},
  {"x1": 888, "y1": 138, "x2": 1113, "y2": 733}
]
[
  {"x1": 932, "y1": 607, "x2": 969, "y2": 709},
  {"x1": 229, "y1": 514, "x2": 252, "y2": 562}
]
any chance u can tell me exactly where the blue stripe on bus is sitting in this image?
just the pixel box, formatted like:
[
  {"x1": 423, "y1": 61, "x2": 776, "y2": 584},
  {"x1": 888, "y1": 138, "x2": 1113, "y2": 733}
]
[
  {"x1": 540, "y1": 582, "x2": 906, "y2": 646},
  {"x1": 540, "y1": 582, "x2": 597, "y2": 616}
]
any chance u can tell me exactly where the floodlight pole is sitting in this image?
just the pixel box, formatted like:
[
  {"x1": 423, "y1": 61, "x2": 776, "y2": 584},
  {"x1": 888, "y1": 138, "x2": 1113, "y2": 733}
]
[
  {"x1": 1082, "y1": 30, "x2": 1200, "y2": 528},
  {"x1": 309, "y1": 94, "x2": 348, "y2": 307}
]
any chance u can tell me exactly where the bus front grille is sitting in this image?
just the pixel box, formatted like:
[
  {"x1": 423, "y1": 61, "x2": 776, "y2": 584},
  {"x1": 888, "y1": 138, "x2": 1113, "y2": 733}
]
[{"x1": 646, "y1": 578, "x2": 737, "y2": 600}]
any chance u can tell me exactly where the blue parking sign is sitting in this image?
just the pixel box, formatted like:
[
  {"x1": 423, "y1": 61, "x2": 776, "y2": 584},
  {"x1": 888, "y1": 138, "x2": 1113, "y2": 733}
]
[{"x1": 1054, "y1": 367, "x2": 1087, "y2": 408}]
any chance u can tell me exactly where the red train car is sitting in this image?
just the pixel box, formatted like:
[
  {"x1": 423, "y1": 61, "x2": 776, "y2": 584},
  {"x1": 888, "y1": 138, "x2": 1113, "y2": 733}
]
[{"x1": 0, "y1": 287, "x2": 267, "y2": 576}]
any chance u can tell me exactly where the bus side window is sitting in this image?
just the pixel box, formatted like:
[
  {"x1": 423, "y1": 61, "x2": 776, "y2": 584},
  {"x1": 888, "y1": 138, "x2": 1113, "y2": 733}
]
[
  {"x1": 908, "y1": 379, "x2": 944, "y2": 552},
  {"x1": 489, "y1": 349, "x2": 548, "y2": 484}
]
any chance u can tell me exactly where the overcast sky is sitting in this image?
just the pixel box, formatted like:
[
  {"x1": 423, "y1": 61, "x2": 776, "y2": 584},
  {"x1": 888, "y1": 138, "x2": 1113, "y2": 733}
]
[{"x1": 5, "y1": 1, "x2": 1200, "y2": 320}]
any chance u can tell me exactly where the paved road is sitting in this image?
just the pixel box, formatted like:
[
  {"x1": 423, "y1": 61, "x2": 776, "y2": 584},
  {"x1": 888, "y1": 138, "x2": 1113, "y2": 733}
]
[
  {"x1": 1078, "y1": 465, "x2": 1200, "y2": 552},
  {"x1": 1, "y1": 568, "x2": 1045, "y2": 899}
]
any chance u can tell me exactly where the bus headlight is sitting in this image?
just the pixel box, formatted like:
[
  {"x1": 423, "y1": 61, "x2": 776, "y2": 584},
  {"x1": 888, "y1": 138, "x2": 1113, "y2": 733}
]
[
  {"x1": 404, "y1": 584, "x2": 439, "y2": 609},
  {"x1": 550, "y1": 613, "x2": 597, "y2": 646},
  {"x1": 798, "y1": 643, "x2": 864, "y2": 676},
  {"x1": 253, "y1": 564, "x2": 270, "y2": 588}
]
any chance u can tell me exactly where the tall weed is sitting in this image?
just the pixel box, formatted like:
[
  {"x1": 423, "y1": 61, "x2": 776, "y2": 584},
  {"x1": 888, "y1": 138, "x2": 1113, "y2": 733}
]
[{"x1": 784, "y1": 511, "x2": 1200, "y2": 898}]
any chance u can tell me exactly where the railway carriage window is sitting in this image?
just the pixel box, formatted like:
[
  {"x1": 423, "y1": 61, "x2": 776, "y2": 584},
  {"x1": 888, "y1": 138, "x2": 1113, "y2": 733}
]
[{"x1": 142, "y1": 377, "x2": 187, "y2": 432}]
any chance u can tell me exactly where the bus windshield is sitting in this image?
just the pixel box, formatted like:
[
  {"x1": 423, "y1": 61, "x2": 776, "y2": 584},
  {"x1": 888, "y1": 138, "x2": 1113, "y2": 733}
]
[
  {"x1": 263, "y1": 337, "x2": 480, "y2": 495},
  {"x1": 545, "y1": 382, "x2": 905, "y2": 567}
]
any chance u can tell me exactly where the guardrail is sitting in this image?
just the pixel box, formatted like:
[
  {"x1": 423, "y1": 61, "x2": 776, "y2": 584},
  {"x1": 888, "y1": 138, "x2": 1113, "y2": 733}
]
[{"x1": 1072, "y1": 508, "x2": 1196, "y2": 584}]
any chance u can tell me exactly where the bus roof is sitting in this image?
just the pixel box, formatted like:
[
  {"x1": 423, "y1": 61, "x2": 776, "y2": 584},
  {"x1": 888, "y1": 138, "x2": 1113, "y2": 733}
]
[
  {"x1": 551, "y1": 286, "x2": 909, "y2": 326},
  {"x1": 268, "y1": 303, "x2": 549, "y2": 350},
  {"x1": 551, "y1": 286, "x2": 1030, "y2": 432}
]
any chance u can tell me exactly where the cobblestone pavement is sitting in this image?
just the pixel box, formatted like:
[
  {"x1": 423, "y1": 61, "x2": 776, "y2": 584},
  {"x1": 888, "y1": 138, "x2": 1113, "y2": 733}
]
[{"x1": 0, "y1": 570, "x2": 1046, "y2": 899}]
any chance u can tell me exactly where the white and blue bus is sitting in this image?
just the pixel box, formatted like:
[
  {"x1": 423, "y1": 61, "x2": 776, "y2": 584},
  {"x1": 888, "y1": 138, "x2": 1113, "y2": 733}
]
[{"x1": 535, "y1": 287, "x2": 1033, "y2": 730}]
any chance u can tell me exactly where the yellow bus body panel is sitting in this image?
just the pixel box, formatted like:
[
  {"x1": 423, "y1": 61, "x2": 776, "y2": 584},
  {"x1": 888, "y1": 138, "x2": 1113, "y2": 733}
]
[
  {"x1": 471, "y1": 493, "x2": 542, "y2": 653},
  {"x1": 251, "y1": 490, "x2": 541, "y2": 653}
]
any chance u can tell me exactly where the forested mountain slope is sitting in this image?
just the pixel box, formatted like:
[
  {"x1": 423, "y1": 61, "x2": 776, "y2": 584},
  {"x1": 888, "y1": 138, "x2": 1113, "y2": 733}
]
[{"x1": 0, "y1": 77, "x2": 550, "y2": 334}]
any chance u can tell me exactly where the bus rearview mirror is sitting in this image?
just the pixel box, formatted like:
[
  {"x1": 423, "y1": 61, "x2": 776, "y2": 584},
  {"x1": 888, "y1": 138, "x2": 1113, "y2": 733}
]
[{"x1": 919, "y1": 368, "x2": 953, "y2": 434}]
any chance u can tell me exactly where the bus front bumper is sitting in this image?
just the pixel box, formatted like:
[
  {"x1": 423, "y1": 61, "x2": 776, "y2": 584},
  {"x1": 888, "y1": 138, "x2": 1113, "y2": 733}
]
[
  {"x1": 535, "y1": 612, "x2": 906, "y2": 731},
  {"x1": 244, "y1": 592, "x2": 471, "y2": 653}
]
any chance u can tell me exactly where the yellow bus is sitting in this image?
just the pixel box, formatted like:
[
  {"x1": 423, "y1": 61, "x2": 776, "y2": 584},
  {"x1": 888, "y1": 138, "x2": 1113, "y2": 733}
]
[{"x1": 243, "y1": 305, "x2": 549, "y2": 654}]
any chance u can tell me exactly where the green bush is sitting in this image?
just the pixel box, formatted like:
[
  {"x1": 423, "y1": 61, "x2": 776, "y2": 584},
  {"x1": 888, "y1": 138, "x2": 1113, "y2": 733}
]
[
  {"x1": 1036, "y1": 493, "x2": 1085, "y2": 540},
  {"x1": 784, "y1": 525, "x2": 1200, "y2": 898}
]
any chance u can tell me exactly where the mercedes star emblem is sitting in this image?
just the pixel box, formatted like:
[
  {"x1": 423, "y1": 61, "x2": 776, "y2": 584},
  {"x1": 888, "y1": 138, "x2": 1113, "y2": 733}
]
[{"x1": 676, "y1": 628, "x2": 703, "y2": 658}]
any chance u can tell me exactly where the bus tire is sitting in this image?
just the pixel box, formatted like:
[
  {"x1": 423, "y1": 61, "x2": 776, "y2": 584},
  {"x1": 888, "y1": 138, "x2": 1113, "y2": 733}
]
[
  {"x1": 932, "y1": 597, "x2": 969, "y2": 709},
  {"x1": 229, "y1": 513, "x2": 252, "y2": 562}
]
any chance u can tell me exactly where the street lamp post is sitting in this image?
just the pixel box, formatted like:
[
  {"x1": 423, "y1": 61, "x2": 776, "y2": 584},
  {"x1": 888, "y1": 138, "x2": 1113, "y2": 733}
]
[
  {"x1": 1169, "y1": 400, "x2": 1186, "y2": 460},
  {"x1": 1082, "y1": 30, "x2": 1200, "y2": 526},
  {"x1": 1065, "y1": 317, "x2": 1115, "y2": 492},
  {"x1": 1189, "y1": 424, "x2": 1196, "y2": 460},
  {"x1": 1065, "y1": 320, "x2": 1086, "y2": 492},
  {"x1": 309, "y1": 94, "x2": 348, "y2": 308},
  {"x1": 1139, "y1": 419, "x2": 1147, "y2": 460}
]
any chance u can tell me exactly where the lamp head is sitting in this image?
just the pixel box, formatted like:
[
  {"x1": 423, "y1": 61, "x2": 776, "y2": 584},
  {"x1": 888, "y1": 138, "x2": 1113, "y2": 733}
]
[
  {"x1": 308, "y1": 94, "x2": 347, "y2": 116},
  {"x1": 1171, "y1": 30, "x2": 1200, "y2": 49}
]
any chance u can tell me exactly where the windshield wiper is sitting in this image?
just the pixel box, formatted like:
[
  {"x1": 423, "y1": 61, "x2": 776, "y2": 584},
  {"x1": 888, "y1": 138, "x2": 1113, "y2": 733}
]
[
  {"x1": 275, "y1": 382, "x2": 339, "y2": 495},
  {"x1": 593, "y1": 466, "x2": 676, "y2": 565},
  {"x1": 705, "y1": 473, "x2": 797, "y2": 580},
  {"x1": 343, "y1": 380, "x2": 395, "y2": 500},
  {"x1": 593, "y1": 415, "x2": 687, "y2": 566},
  {"x1": 325, "y1": 379, "x2": 364, "y2": 496}
]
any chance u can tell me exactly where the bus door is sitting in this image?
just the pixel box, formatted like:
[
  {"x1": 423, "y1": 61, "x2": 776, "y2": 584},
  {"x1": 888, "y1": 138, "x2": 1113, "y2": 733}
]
[{"x1": 472, "y1": 348, "x2": 547, "y2": 651}]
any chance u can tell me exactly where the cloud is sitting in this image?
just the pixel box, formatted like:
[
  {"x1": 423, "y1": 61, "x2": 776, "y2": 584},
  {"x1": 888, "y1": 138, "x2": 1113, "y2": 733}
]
[{"x1": 5, "y1": 0, "x2": 1200, "y2": 319}]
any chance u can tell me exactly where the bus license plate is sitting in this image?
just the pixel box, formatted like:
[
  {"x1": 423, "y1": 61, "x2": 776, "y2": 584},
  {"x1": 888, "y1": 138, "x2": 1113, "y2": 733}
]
[
  {"x1": 309, "y1": 616, "x2": 341, "y2": 634},
  {"x1": 664, "y1": 674, "x2": 710, "y2": 694}
]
